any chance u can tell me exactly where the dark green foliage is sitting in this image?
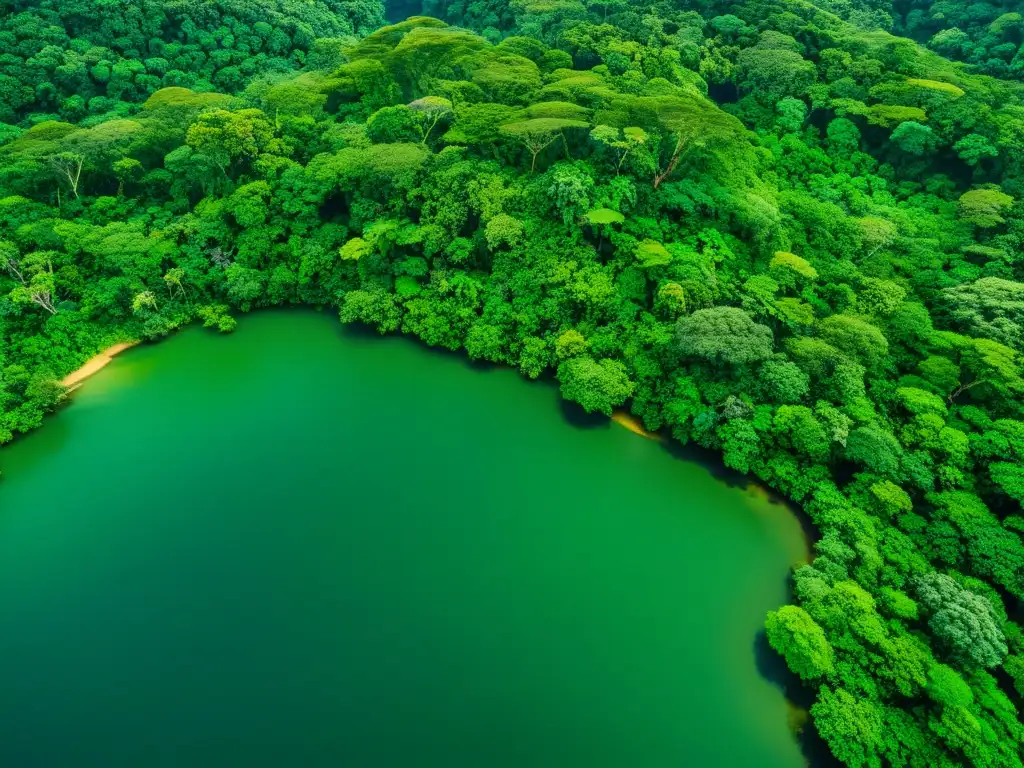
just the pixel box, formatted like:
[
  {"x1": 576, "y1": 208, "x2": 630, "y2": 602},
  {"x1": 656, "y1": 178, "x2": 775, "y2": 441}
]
[{"x1": 0, "y1": 0, "x2": 384, "y2": 123}]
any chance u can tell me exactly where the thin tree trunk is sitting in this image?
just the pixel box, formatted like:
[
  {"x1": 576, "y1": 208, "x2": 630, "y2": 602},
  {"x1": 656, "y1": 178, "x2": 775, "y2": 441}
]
[
  {"x1": 67, "y1": 160, "x2": 82, "y2": 198},
  {"x1": 949, "y1": 379, "x2": 983, "y2": 403},
  {"x1": 653, "y1": 134, "x2": 685, "y2": 189},
  {"x1": 33, "y1": 293, "x2": 57, "y2": 314}
]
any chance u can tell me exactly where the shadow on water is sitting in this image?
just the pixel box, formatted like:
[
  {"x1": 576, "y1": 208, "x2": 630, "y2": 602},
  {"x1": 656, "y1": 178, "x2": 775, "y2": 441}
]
[
  {"x1": 337, "y1": 321, "x2": 507, "y2": 378},
  {"x1": 0, "y1": 410, "x2": 75, "y2": 476},
  {"x1": 754, "y1": 628, "x2": 820, "y2": 712},
  {"x1": 559, "y1": 398, "x2": 609, "y2": 430},
  {"x1": 656, "y1": 427, "x2": 821, "y2": 549},
  {"x1": 660, "y1": 436, "x2": 751, "y2": 491},
  {"x1": 754, "y1": 629, "x2": 841, "y2": 768},
  {"x1": 336, "y1": 319, "x2": 385, "y2": 342}
]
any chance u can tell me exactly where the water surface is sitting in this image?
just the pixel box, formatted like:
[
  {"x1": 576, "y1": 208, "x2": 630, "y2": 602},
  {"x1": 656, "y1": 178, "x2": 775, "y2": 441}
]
[{"x1": 0, "y1": 310, "x2": 806, "y2": 767}]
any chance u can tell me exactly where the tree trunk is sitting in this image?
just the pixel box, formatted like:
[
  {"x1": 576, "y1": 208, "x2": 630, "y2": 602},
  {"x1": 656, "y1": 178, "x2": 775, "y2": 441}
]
[
  {"x1": 948, "y1": 379, "x2": 982, "y2": 403},
  {"x1": 653, "y1": 134, "x2": 686, "y2": 189},
  {"x1": 32, "y1": 293, "x2": 57, "y2": 315}
]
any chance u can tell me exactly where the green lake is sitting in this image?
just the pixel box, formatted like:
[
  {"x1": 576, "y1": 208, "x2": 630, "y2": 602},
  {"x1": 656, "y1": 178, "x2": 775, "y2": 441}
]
[{"x1": 0, "y1": 310, "x2": 808, "y2": 767}]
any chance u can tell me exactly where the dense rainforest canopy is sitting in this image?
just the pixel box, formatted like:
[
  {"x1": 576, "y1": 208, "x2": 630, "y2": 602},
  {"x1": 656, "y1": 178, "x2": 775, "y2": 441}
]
[{"x1": 2, "y1": 0, "x2": 1024, "y2": 765}]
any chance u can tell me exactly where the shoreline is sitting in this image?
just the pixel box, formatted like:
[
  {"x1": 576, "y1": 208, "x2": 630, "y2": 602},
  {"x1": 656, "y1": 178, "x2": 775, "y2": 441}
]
[
  {"x1": 61, "y1": 342, "x2": 138, "y2": 389},
  {"x1": 611, "y1": 411, "x2": 662, "y2": 441}
]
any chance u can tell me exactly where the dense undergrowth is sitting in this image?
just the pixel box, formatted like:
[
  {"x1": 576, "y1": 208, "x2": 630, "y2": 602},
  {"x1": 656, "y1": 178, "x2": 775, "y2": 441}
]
[{"x1": 2, "y1": 0, "x2": 1024, "y2": 765}]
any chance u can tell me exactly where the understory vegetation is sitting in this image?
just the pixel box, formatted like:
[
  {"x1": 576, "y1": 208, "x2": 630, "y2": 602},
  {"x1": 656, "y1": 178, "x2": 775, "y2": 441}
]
[{"x1": 2, "y1": 0, "x2": 1024, "y2": 764}]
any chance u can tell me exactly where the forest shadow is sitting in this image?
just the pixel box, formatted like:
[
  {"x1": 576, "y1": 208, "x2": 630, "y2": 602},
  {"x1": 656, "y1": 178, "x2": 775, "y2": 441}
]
[
  {"x1": 558, "y1": 398, "x2": 611, "y2": 430},
  {"x1": 755, "y1": 628, "x2": 814, "y2": 707},
  {"x1": 336, "y1": 320, "x2": 514, "y2": 378},
  {"x1": 754, "y1": 623, "x2": 840, "y2": 768},
  {"x1": 659, "y1": 436, "x2": 821, "y2": 552},
  {"x1": 335, "y1": 318, "x2": 384, "y2": 341},
  {"x1": 0, "y1": 405, "x2": 75, "y2": 464},
  {"x1": 659, "y1": 437, "x2": 750, "y2": 490},
  {"x1": 383, "y1": 0, "x2": 423, "y2": 23},
  {"x1": 707, "y1": 81, "x2": 739, "y2": 105}
]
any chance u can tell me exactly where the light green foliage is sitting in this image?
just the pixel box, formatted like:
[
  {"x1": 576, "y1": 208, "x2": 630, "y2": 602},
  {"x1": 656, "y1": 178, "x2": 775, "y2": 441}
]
[
  {"x1": 655, "y1": 281, "x2": 686, "y2": 318},
  {"x1": 340, "y1": 238, "x2": 372, "y2": 261},
  {"x1": 444, "y1": 103, "x2": 518, "y2": 147},
  {"x1": 857, "y1": 278, "x2": 906, "y2": 317},
  {"x1": 499, "y1": 117, "x2": 590, "y2": 171},
  {"x1": 918, "y1": 357, "x2": 961, "y2": 395},
  {"x1": 407, "y1": 96, "x2": 454, "y2": 144},
  {"x1": 957, "y1": 188, "x2": 1015, "y2": 228},
  {"x1": 227, "y1": 182, "x2": 271, "y2": 228},
  {"x1": 589, "y1": 124, "x2": 647, "y2": 173},
  {"x1": 878, "y1": 587, "x2": 918, "y2": 620},
  {"x1": 769, "y1": 251, "x2": 817, "y2": 288},
  {"x1": 635, "y1": 240, "x2": 672, "y2": 268},
  {"x1": 870, "y1": 481, "x2": 912, "y2": 518},
  {"x1": 846, "y1": 425, "x2": 903, "y2": 477},
  {"x1": 582, "y1": 208, "x2": 624, "y2": 225},
  {"x1": 484, "y1": 214, "x2": 525, "y2": 250},
  {"x1": 759, "y1": 358, "x2": 809, "y2": 404},
  {"x1": 675, "y1": 307, "x2": 773, "y2": 366},
  {"x1": 775, "y1": 97, "x2": 807, "y2": 133},
  {"x1": 196, "y1": 305, "x2": 236, "y2": 334},
  {"x1": 737, "y1": 39, "x2": 816, "y2": 103},
  {"x1": 890, "y1": 121, "x2": 936, "y2": 155},
  {"x1": 765, "y1": 605, "x2": 835, "y2": 681},
  {"x1": 942, "y1": 278, "x2": 1024, "y2": 349},
  {"x1": 557, "y1": 355, "x2": 634, "y2": 415},
  {"x1": 819, "y1": 315, "x2": 888, "y2": 368},
  {"x1": 555, "y1": 329, "x2": 588, "y2": 359},
  {"x1": 811, "y1": 687, "x2": 883, "y2": 768},
  {"x1": 186, "y1": 109, "x2": 277, "y2": 170},
  {"x1": 990, "y1": 462, "x2": 1024, "y2": 503},
  {"x1": 774, "y1": 405, "x2": 831, "y2": 460},
  {"x1": 856, "y1": 216, "x2": 898, "y2": 257},
  {"x1": 926, "y1": 664, "x2": 974, "y2": 708},
  {"x1": 896, "y1": 386, "x2": 948, "y2": 417},
  {"x1": 367, "y1": 105, "x2": 422, "y2": 143},
  {"x1": 131, "y1": 291, "x2": 158, "y2": 315},
  {"x1": 547, "y1": 164, "x2": 594, "y2": 227}
]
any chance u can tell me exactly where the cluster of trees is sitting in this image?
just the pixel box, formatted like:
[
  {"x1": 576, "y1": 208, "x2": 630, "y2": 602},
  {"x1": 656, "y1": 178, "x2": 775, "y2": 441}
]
[
  {"x1": 897, "y1": 0, "x2": 1024, "y2": 79},
  {"x1": 750, "y1": 0, "x2": 1024, "y2": 80},
  {"x1": 1, "y1": 1, "x2": 1024, "y2": 765},
  {"x1": 0, "y1": 0, "x2": 384, "y2": 123}
]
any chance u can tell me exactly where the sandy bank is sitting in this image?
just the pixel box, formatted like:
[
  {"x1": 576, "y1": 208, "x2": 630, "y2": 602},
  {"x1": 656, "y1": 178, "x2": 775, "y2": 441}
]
[
  {"x1": 611, "y1": 411, "x2": 662, "y2": 441},
  {"x1": 61, "y1": 342, "x2": 137, "y2": 389}
]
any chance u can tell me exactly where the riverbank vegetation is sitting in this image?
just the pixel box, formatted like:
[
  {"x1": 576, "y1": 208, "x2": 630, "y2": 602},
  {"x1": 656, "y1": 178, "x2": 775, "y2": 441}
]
[{"x1": 2, "y1": 0, "x2": 1024, "y2": 764}]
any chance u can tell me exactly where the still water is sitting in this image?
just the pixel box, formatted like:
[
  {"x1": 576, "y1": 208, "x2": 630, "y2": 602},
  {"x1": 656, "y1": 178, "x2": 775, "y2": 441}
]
[{"x1": 0, "y1": 311, "x2": 806, "y2": 767}]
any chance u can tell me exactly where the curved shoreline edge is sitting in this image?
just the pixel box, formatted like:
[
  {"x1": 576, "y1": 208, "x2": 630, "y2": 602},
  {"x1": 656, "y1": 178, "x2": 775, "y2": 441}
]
[
  {"x1": 61, "y1": 342, "x2": 138, "y2": 389},
  {"x1": 611, "y1": 411, "x2": 662, "y2": 440}
]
